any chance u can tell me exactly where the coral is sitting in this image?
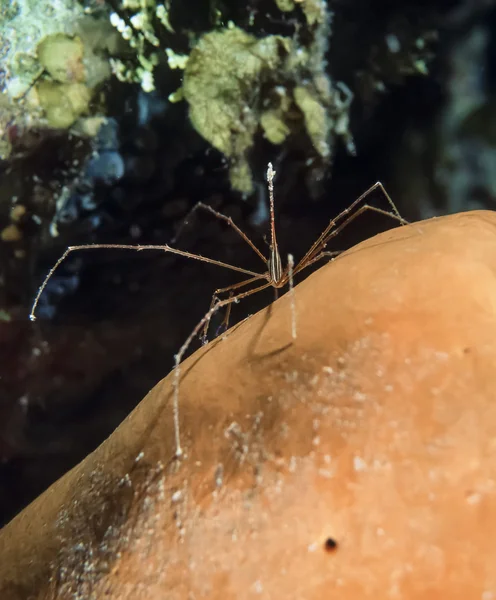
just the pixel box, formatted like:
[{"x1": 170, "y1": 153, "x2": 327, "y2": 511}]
[
  {"x1": 37, "y1": 34, "x2": 85, "y2": 83},
  {"x1": 1, "y1": 0, "x2": 113, "y2": 99},
  {"x1": 179, "y1": 7, "x2": 352, "y2": 192},
  {"x1": 293, "y1": 85, "x2": 332, "y2": 157},
  {"x1": 108, "y1": 0, "x2": 356, "y2": 193},
  {"x1": 182, "y1": 26, "x2": 292, "y2": 192},
  {"x1": 36, "y1": 80, "x2": 91, "y2": 129},
  {"x1": 260, "y1": 106, "x2": 291, "y2": 145},
  {"x1": 0, "y1": 0, "x2": 117, "y2": 149},
  {"x1": 179, "y1": 1, "x2": 359, "y2": 191},
  {"x1": 108, "y1": 0, "x2": 176, "y2": 92}
]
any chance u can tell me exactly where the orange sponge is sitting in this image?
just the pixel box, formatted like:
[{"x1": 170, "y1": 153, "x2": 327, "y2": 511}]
[{"x1": 1, "y1": 211, "x2": 496, "y2": 599}]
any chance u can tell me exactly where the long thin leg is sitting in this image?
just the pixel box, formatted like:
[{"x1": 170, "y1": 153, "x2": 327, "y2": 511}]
[
  {"x1": 301, "y1": 205, "x2": 407, "y2": 270},
  {"x1": 172, "y1": 202, "x2": 267, "y2": 263},
  {"x1": 30, "y1": 243, "x2": 266, "y2": 321},
  {"x1": 218, "y1": 291, "x2": 234, "y2": 338},
  {"x1": 295, "y1": 250, "x2": 342, "y2": 272},
  {"x1": 201, "y1": 290, "x2": 236, "y2": 346},
  {"x1": 298, "y1": 182, "x2": 406, "y2": 269},
  {"x1": 287, "y1": 254, "x2": 296, "y2": 340},
  {"x1": 201, "y1": 275, "x2": 268, "y2": 344},
  {"x1": 210, "y1": 275, "x2": 267, "y2": 302},
  {"x1": 172, "y1": 281, "x2": 271, "y2": 458}
]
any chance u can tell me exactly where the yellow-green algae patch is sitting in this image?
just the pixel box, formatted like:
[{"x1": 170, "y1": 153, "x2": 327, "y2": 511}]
[{"x1": 183, "y1": 27, "x2": 292, "y2": 193}]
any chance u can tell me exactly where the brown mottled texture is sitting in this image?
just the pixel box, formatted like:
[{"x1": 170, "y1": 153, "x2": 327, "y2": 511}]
[{"x1": 1, "y1": 211, "x2": 496, "y2": 599}]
